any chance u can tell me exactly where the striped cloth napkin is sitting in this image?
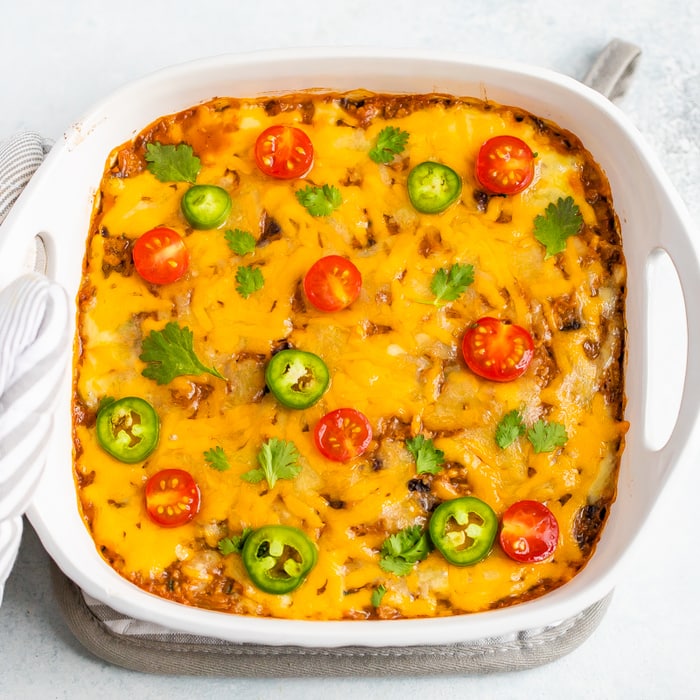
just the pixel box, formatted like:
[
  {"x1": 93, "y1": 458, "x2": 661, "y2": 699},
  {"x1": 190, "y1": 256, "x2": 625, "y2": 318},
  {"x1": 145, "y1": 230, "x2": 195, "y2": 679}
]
[{"x1": 0, "y1": 132, "x2": 70, "y2": 604}]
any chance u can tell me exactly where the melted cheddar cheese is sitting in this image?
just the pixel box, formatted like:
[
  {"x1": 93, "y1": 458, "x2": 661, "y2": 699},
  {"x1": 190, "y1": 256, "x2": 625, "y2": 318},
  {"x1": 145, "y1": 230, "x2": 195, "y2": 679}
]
[{"x1": 73, "y1": 93, "x2": 627, "y2": 620}]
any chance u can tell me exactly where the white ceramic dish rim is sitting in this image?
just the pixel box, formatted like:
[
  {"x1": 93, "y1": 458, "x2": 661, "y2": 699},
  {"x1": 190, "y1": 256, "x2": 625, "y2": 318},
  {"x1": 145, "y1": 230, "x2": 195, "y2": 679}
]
[{"x1": 2, "y1": 48, "x2": 699, "y2": 647}]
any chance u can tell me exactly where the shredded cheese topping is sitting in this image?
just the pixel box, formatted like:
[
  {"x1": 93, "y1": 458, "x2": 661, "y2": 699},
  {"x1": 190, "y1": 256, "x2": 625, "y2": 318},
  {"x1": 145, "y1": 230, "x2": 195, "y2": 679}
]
[{"x1": 73, "y1": 93, "x2": 627, "y2": 620}]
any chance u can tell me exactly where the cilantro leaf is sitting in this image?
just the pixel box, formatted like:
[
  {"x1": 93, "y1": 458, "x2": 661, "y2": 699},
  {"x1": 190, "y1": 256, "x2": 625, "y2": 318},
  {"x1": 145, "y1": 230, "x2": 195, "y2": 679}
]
[
  {"x1": 241, "y1": 438, "x2": 301, "y2": 489},
  {"x1": 527, "y1": 419, "x2": 568, "y2": 453},
  {"x1": 204, "y1": 446, "x2": 231, "y2": 472},
  {"x1": 218, "y1": 527, "x2": 253, "y2": 556},
  {"x1": 235, "y1": 265, "x2": 264, "y2": 298},
  {"x1": 139, "y1": 322, "x2": 224, "y2": 384},
  {"x1": 406, "y1": 435, "x2": 444, "y2": 475},
  {"x1": 379, "y1": 525, "x2": 431, "y2": 576},
  {"x1": 225, "y1": 228, "x2": 256, "y2": 256},
  {"x1": 495, "y1": 410, "x2": 526, "y2": 449},
  {"x1": 98, "y1": 396, "x2": 116, "y2": 412},
  {"x1": 371, "y1": 584, "x2": 387, "y2": 607},
  {"x1": 533, "y1": 196, "x2": 583, "y2": 258},
  {"x1": 144, "y1": 142, "x2": 201, "y2": 184},
  {"x1": 369, "y1": 126, "x2": 409, "y2": 164},
  {"x1": 428, "y1": 263, "x2": 475, "y2": 305},
  {"x1": 295, "y1": 184, "x2": 342, "y2": 217}
]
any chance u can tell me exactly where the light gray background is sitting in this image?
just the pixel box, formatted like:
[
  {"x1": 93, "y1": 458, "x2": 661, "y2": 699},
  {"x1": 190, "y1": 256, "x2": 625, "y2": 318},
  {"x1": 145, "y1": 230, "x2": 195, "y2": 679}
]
[{"x1": 1, "y1": 1, "x2": 698, "y2": 697}]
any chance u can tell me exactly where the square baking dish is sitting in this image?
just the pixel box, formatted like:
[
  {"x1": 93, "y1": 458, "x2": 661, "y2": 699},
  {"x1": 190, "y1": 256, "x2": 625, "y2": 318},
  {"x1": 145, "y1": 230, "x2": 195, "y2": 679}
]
[{"x1": 2, "y1": 49, "x2": 698, "y2": 647}]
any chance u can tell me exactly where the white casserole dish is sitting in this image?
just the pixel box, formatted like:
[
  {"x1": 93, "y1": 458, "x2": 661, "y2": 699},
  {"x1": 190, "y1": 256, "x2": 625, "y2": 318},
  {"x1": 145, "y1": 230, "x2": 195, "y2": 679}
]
[{"x1": 2, "y1": 49, "x2": 699, "y2": 647}]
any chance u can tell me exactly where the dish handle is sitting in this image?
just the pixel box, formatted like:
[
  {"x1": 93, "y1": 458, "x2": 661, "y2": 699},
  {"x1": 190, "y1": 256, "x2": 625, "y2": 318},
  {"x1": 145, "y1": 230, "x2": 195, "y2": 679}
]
[
  {"x1": 581, "y1": 38, "x2": 642, "y2": 101},
  {"x1": 639, "y1": 195, "x2": 700, "y2": 487}
]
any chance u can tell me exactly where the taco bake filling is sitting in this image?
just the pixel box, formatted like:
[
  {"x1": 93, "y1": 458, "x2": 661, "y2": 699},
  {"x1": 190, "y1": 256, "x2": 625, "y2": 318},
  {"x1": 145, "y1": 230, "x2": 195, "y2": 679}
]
[{"x1": 72, "y1": 92, "x2": 627, "y2": 620}]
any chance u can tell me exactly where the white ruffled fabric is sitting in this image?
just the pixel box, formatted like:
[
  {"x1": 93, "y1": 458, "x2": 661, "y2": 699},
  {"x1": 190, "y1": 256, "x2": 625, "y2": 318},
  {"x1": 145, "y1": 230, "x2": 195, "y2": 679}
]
[{"x1": 0, "y1": 132, "x2": 70, "y2": 604}]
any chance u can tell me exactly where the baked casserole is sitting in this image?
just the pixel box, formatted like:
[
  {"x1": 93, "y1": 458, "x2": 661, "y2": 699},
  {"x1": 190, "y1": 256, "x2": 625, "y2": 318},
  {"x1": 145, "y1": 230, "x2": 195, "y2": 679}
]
[{"x1": 72, "y1": 92, "x2": 627, "y2": 620}]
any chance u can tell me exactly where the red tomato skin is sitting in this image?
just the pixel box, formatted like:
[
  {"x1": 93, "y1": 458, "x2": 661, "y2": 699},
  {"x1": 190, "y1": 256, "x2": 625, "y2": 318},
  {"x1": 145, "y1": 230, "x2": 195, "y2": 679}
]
[
  {"x1": 254, "y1": 125, "x2": 314, "y2": 180},
  {"x1": 303, "y1": 255, "x2": 362, "y2": 312},
  {"x1": 499, "y1": 500, "x2": 559, "y2": 563},
  {"x1": 145, "y1": 468, "x2": 201, "y2": 528},
  {"x1": 314, "y1": 408, "x2": 373, "y2": 462},
  {"x1": 475, "y1": 135, "x2": 535, "y2": 195},
  {"x1": 133, "y1": 227, "x2": 189, "y2": 285},
  {"x1": 462, "y1": 317, "x2": 534, "y2": 382}
]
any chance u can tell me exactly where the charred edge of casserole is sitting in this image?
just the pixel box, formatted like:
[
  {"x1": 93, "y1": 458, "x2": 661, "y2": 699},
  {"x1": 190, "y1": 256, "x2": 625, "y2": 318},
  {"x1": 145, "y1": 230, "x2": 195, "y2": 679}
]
[
  {"x1": 99, "y1": 544, "x2": 126, "y2": 569},
  {"x1": 72, "y1": 393, "x2": 95, "y2": 429},
  {"x1": 144, "y1": 565, "x2": 249, "y2": 612},
  {"x1": 573, "y1": 500, "x2": 610, "y2": 556},
  {"x1": 264, "y1": 98, "x2": 315, "y2": 124},
  {"x1": 490, "y1": 577, "x2": 568, "y2": 611}
]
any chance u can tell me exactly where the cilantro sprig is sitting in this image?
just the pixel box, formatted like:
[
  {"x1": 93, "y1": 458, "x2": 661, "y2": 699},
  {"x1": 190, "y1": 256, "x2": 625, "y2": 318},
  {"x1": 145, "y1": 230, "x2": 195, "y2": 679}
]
[
  {"x1": 218, "y1": 527, "x2": 253, "y2": 556},
  {"x1": 369, "y1": 126, "x2": 409, "y2": 164},
  {"x1": 527, "y1": 419, "x2": 568, "y2": 453},
  {"x1": 418, "y1": 263, "x2": 474, "y2": 306},
  {"x1": 204, "y1": 446, "x2": 231, "y2": 472},
  {"x1": 139, "y1": 322, "x2": 224, "y2": 384},
  {"x1": 225, "y1": 228, "x2": 257, "y2": 256},
  {"x1": 494, "y1": 411, "x2": 568, "y2": 453},
  {"x1": 406, "y1": 435, "x2": 444, "y2": 475},
  {"x1": 241, "y1": 438, "x2": 301, "y2": 489},
  {"x1": 371, "y1": 584, "x2": 387, "y2": 608},
  {"x1": 379, "y1": 525, "x2": 431, "y2": 576},
  {"x1": 296, "y1": 184, "x2": 342, "y2": 217},
  {"x1": 235, "y1": 265, "x2": 264, "y2": 298},
  {"x1": 533, "y1": 196, "x2": 583, "y2": 258},
  {"x1": 495, "y1": 410, "x2": 526, "y2": 449},
  {"x1": 431, "y1": 263, "x2": 474, "y2": 304},
  {"x1": 144, "y1": 142, "x2": 201, "y2": 184}
]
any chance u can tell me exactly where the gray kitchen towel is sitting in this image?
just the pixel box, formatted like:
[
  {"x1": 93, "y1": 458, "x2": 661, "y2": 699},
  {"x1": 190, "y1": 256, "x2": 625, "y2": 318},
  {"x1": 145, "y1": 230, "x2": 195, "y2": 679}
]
[{"x1": 51, "y1": 563, "x2": 612, "y2": 676}]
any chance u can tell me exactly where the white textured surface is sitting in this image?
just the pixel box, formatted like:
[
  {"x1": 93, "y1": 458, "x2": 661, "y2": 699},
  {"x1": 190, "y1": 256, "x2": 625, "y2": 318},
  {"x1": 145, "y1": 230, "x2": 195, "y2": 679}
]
[{"x1": 0, "y1": 0, "x2": 698, "y2": 697}]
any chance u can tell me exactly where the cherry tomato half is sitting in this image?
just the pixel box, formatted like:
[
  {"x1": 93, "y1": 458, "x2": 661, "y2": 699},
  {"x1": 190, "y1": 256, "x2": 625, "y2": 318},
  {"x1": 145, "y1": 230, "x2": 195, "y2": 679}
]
[
  {"x1": 133, "y1": 227, "x2": 189, "y2": 285},
  {"x1": 462, "y1": 317, "x2": 534, "y2": 382},
  {"x1": 303, "y1": 255, "x2": 362, "y2": 312},
  {"x1": 499, "y1": 500, "x2": 559, "y2": 563},
  {"x1": 145, "y1": 468, "x2": 201, "y2": 528},
  {"x1": 254, "y1": 125, "x2": 314, "y2": 179},
  {"x1": 475, "y1": 135, "x2": 535, "y2": 195},
  {"x1": 314, "y1": 408, "x2": 373, "y2": 462}
]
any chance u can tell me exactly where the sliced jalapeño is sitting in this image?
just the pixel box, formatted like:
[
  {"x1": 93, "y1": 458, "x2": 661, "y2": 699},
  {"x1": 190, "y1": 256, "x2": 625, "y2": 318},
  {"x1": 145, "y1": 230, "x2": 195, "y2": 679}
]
[
  {"x1": 428, "y1": 496, "x2": 498, "y2": 566},
  {"x1": 265, "y1": 348, "x2": 330, "y2": 409},
  {"x1": 95, "y1": 396, "x2": 160, "y2": 463},
  {"x1": 407, "y1": 161, "x2": 462, "y2": 214},
  {"x1": 242, "y1": 525, "x2": 318, "y2": 594}
]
